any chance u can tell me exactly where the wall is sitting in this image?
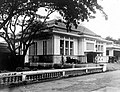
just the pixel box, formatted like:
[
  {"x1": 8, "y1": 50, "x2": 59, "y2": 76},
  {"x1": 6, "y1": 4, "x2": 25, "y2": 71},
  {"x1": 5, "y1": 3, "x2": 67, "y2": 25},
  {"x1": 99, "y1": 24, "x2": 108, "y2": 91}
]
[
  {"x1": 78, "y1": 38, "x2": 85, "y2": 55},
  {"x1": 36, "y1": 38, "x2": 53, "y2": 55},
  {"x1": 26, "y1": 34, "x2": 107, "y2": 64},
  {"x1": 53, "y1": 55, "x2": 61, "y2": 63},
  {"x1": 84, "y1": 38, "x2": 96, "y2": 52},
  {"x1": 37, "y1": 40, "x2": 43, "y2": 55},
  {"x1": 103, "y1": 43, "x2": 107, "y2": 56},
  {"x1": 73, "y1": 38, "x2": 78, "y2": 55},
  {"x1": 47, "y1": 39, "x2": 53, "y2": 55},
  {"x1": 54, "y1": 35, "x2": 60, "y2": 55},
  {"x1": 108, "y1": 49, "x2": 114, "y2": 56}
]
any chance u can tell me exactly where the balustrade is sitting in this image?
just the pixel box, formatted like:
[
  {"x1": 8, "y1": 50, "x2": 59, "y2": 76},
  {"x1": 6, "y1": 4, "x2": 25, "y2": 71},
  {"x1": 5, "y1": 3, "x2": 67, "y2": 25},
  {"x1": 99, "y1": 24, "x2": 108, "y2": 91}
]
[{"x1": 0, "y1": 65, "x2": 105, "y2": 85}]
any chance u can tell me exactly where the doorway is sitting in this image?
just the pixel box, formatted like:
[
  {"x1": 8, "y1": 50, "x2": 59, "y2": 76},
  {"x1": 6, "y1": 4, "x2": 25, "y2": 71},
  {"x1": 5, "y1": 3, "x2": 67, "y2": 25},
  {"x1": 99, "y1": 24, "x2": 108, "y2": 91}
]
[{"x1": 87, "y1": 52, "x2": 97, "y2": 63}]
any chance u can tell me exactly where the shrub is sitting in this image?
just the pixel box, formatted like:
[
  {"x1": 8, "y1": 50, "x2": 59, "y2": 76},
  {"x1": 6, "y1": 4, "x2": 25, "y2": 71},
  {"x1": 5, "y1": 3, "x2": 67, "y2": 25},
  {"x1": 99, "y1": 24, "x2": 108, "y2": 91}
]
[
  {"x1": 53, "y1": 63, "x2": 62, "y2": 69},
  {"x1": 16, "y1": 67, "x2": 22, "y2": 72},
  {"x1": 22, "y1": 67, "x2": 30, "y2": 71},
  {"x1": 0, "y1": 70, "x2": 9, "y2": 73},
  {"x1": 63, "y1": 64, "x2": 72, "y2": 68},
  {"x1": 32, "y1": 68, "x2": 38, "y2": 71}
]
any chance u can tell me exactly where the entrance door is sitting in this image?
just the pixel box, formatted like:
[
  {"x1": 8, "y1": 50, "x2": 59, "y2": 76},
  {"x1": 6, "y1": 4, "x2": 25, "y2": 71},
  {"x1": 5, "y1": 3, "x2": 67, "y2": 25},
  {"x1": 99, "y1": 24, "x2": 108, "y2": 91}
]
[
  {"x1": 87, "y1": 53, "x2": 93, "y2": 63},
  {"x1": 87, "y1": 52, "x2": 97, "y2": 63}
]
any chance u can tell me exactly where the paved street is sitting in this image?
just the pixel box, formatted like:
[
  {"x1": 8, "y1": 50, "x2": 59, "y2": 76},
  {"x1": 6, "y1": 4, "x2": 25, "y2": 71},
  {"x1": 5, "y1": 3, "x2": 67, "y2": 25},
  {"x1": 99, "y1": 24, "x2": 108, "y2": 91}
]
[{"x1": 1, "y1": 70, "x2": 120, "y2": 92}]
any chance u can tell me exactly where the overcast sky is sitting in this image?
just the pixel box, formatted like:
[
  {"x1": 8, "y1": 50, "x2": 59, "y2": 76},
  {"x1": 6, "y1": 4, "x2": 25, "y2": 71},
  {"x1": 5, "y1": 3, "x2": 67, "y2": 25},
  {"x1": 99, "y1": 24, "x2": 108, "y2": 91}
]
[
  {"x1": 39, "y1": 0, "x2": 120, "y2": 40},
  {"x1": 83, "y1": 0, "x2": 120, "y2": 39}
]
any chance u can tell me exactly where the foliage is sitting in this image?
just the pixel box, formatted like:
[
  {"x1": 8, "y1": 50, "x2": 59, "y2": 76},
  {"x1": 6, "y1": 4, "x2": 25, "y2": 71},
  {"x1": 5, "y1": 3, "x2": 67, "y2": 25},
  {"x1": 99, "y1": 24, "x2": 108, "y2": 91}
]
[
  {"x1": 40, "y1": 0, "x2": 108, "y2": 31},
  {"x1": 0, "y1": 0, "x2": 107, "y2": 69},
  {"x1": 105, "y1": 36, "x2": 120, "y2": 44}
]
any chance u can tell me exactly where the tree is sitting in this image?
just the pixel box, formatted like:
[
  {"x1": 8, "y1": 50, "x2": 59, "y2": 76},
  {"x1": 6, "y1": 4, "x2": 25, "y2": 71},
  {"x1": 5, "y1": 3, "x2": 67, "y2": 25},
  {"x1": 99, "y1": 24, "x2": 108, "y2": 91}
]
[
  {"x1": 105, "y1": 36, "x2": 120, "y2": 44},
  {"x1": 105, "y1": 36, "x2": 114, "y2": 41},
  {"x1": 117, "y1": 38, "x2": 120, "y2": 44},
  {"x1": 0, "y1": 0, "x2": 43, "y2": 70},
  {"x1": 0, "y1": 0, "x2": 107, "y2": 70}
]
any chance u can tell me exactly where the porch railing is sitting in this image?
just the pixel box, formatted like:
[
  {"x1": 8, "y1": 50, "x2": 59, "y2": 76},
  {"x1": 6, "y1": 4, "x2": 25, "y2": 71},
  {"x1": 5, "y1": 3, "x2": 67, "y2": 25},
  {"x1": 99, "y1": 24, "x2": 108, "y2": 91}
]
[{"x1": 28, "y1": 55, "x2": 53, "y2": 63}]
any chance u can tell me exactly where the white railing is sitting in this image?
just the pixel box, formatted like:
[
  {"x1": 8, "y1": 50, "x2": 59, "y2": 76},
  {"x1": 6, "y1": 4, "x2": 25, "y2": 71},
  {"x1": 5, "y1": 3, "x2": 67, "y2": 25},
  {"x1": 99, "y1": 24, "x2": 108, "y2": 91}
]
[
  {"x1": 0, "y1": 72, "x2": 23, "y2": 85},
  {"x1": 0, "y1": 65, "x2": 106, "y2": 85}
]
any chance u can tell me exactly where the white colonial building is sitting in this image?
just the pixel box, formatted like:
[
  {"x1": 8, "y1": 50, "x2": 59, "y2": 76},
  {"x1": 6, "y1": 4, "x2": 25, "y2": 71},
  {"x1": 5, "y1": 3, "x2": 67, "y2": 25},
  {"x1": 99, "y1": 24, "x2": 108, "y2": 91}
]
[
  {"x1": 25, "y1": 20, "x2": 109, "y2": 64},
  {"x1": 106, "y1": 41, "x2": 120, "y2": 62}
]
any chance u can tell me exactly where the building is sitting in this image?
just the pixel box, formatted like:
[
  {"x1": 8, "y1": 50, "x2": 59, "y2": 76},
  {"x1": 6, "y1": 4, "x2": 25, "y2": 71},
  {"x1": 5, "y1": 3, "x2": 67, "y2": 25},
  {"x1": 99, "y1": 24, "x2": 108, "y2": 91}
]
[
  {"x1": 26, "y1": 20, "x2": 109, "y2": 64},
  {"x1": 106, "y1": 41, "x2": 120, "y2": 62}
]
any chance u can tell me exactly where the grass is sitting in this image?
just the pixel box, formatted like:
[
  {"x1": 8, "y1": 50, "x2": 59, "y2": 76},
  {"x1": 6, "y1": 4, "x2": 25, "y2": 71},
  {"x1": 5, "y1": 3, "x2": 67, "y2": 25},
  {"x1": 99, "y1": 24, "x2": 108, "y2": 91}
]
[{"x1": 106, "y1": 63, "x2": 120, "y2": 71}]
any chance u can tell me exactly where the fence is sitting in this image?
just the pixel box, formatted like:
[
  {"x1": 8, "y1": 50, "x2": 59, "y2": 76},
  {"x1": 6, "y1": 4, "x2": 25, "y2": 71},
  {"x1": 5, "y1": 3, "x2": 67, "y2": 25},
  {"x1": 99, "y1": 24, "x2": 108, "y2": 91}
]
[{"x1": 0, "y1": 65, "x2": 106, "y2": 85}]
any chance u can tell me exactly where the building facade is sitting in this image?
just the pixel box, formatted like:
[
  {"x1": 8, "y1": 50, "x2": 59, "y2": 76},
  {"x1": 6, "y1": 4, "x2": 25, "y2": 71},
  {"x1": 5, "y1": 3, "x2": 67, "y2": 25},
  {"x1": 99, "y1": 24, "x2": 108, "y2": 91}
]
[
  {"x1": 106, "y1": 41, "x2": 120, "y2": 62},
  {"x1": 26, "y1": 20, "x2": 109, "y2": 64}
]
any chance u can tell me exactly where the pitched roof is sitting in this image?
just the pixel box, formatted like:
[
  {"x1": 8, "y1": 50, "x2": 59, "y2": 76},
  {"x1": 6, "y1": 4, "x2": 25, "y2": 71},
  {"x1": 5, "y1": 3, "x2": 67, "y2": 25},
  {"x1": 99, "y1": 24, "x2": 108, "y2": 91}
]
[{"x1": 47, "y1": 20, "x2": 101, "y2": 37}]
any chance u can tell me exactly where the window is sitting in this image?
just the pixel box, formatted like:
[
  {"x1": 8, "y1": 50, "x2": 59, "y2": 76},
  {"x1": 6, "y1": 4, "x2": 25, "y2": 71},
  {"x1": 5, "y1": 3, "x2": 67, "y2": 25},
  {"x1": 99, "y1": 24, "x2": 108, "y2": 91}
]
[
  {"x1": 98, "y1": 45, "x2": 100, "y2": 51},
  {"x1": 65, "y1": 41, "x2": 69, "y2": 55},
  {"x1": 86, "y1": 42, "x2": 94, "y2": 50},
  {"x1": 43, "y1": 40, "x2": 47, "y2": 55},
  {"x1": 29, "y1": 42, "x2": 37, "y2": 55},
  {"x1": 101, "y1": 45, "x2": 103, "y2": 51},
  {"x1": 60, "y1": 37, "x2": 74, "y2": 55},
  {"x1": 60, "y1": 40, "x2": 64, "y2": 55},
  {"x1": 106, "y1": 50, "x2": 109, "y2": 55},
  {"x1": 70, "y1": 41, "x2": 73, "y2": 55},
  {"x1": 96, "y1": 45, "x2": 103, "y2": 51},
  {"x1": 95, "y1": 45, "x2": 97, "y2": 48}
]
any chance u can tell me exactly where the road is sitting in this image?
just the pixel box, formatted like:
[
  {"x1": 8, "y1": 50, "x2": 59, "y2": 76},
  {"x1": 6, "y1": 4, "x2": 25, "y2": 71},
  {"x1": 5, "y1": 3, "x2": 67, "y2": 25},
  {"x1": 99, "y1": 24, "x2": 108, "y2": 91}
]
[{"x1": 1, "y1": 70, "x2": 120, "y2": 92}]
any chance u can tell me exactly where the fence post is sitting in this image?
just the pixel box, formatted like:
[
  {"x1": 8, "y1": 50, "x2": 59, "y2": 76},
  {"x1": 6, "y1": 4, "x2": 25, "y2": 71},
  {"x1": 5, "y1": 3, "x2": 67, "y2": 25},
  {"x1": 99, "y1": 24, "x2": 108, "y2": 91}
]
[
  {"x1": 86, "y1": 68, "x2": 88, "y2": 73},
  {"x1": 22, "y1": 74, "x2": 26, "y2": 82},
  {"x1": 72, "y1": 63, "x2": 75, "y2": 68},
  {"x1": 103, "y1": 64, "x2": 107, "y2": 72},
  {"x1": 63, "y1": 71, "x2": 65, "y2": 77},
  {"x1": 100, "y1": 63, "x2": 107, "y2": 72}
]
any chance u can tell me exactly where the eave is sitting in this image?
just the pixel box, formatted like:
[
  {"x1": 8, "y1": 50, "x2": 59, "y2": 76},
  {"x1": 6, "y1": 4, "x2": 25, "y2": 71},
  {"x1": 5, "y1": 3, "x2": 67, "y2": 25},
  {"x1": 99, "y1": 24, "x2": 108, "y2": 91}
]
[{"x1": 52, "y1": 29, "x2": 108, "y2": 43}]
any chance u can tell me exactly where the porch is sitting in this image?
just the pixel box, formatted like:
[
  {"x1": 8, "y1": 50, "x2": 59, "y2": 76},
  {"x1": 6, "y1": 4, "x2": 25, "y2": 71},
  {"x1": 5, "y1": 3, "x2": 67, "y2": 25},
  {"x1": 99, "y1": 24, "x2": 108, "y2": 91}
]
[{"x1": 26, "y1": 55, "x2": 87, "y2": 64}]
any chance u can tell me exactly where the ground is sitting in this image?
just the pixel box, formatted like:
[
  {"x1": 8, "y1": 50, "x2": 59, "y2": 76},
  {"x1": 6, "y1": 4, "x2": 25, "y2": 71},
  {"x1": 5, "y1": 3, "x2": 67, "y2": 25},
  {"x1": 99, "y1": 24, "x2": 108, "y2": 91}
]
[{"x1": 106, "y1": 63, "x2": 120, "y2": 71}]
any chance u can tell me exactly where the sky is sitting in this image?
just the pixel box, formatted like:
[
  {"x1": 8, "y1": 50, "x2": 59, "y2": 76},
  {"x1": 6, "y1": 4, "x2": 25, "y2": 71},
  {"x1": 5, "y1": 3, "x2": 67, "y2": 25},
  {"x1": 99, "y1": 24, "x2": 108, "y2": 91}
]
[
  {"x1": 38, "y1": 0, "x2": 120, "y2": 40},
  {"x1": 83, "y1": 0, "x2": 120, "y2": 39}
]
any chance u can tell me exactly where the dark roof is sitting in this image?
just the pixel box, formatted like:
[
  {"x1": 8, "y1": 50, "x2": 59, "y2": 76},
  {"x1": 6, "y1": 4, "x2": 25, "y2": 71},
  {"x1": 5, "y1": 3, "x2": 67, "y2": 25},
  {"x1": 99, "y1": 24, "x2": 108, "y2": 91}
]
[
  {"x1": 0, "y1": 43, "x2": 10, "y2": 53},
  {"x1": 47, "y1": 20, "x2": 101, "y2": 37}
]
